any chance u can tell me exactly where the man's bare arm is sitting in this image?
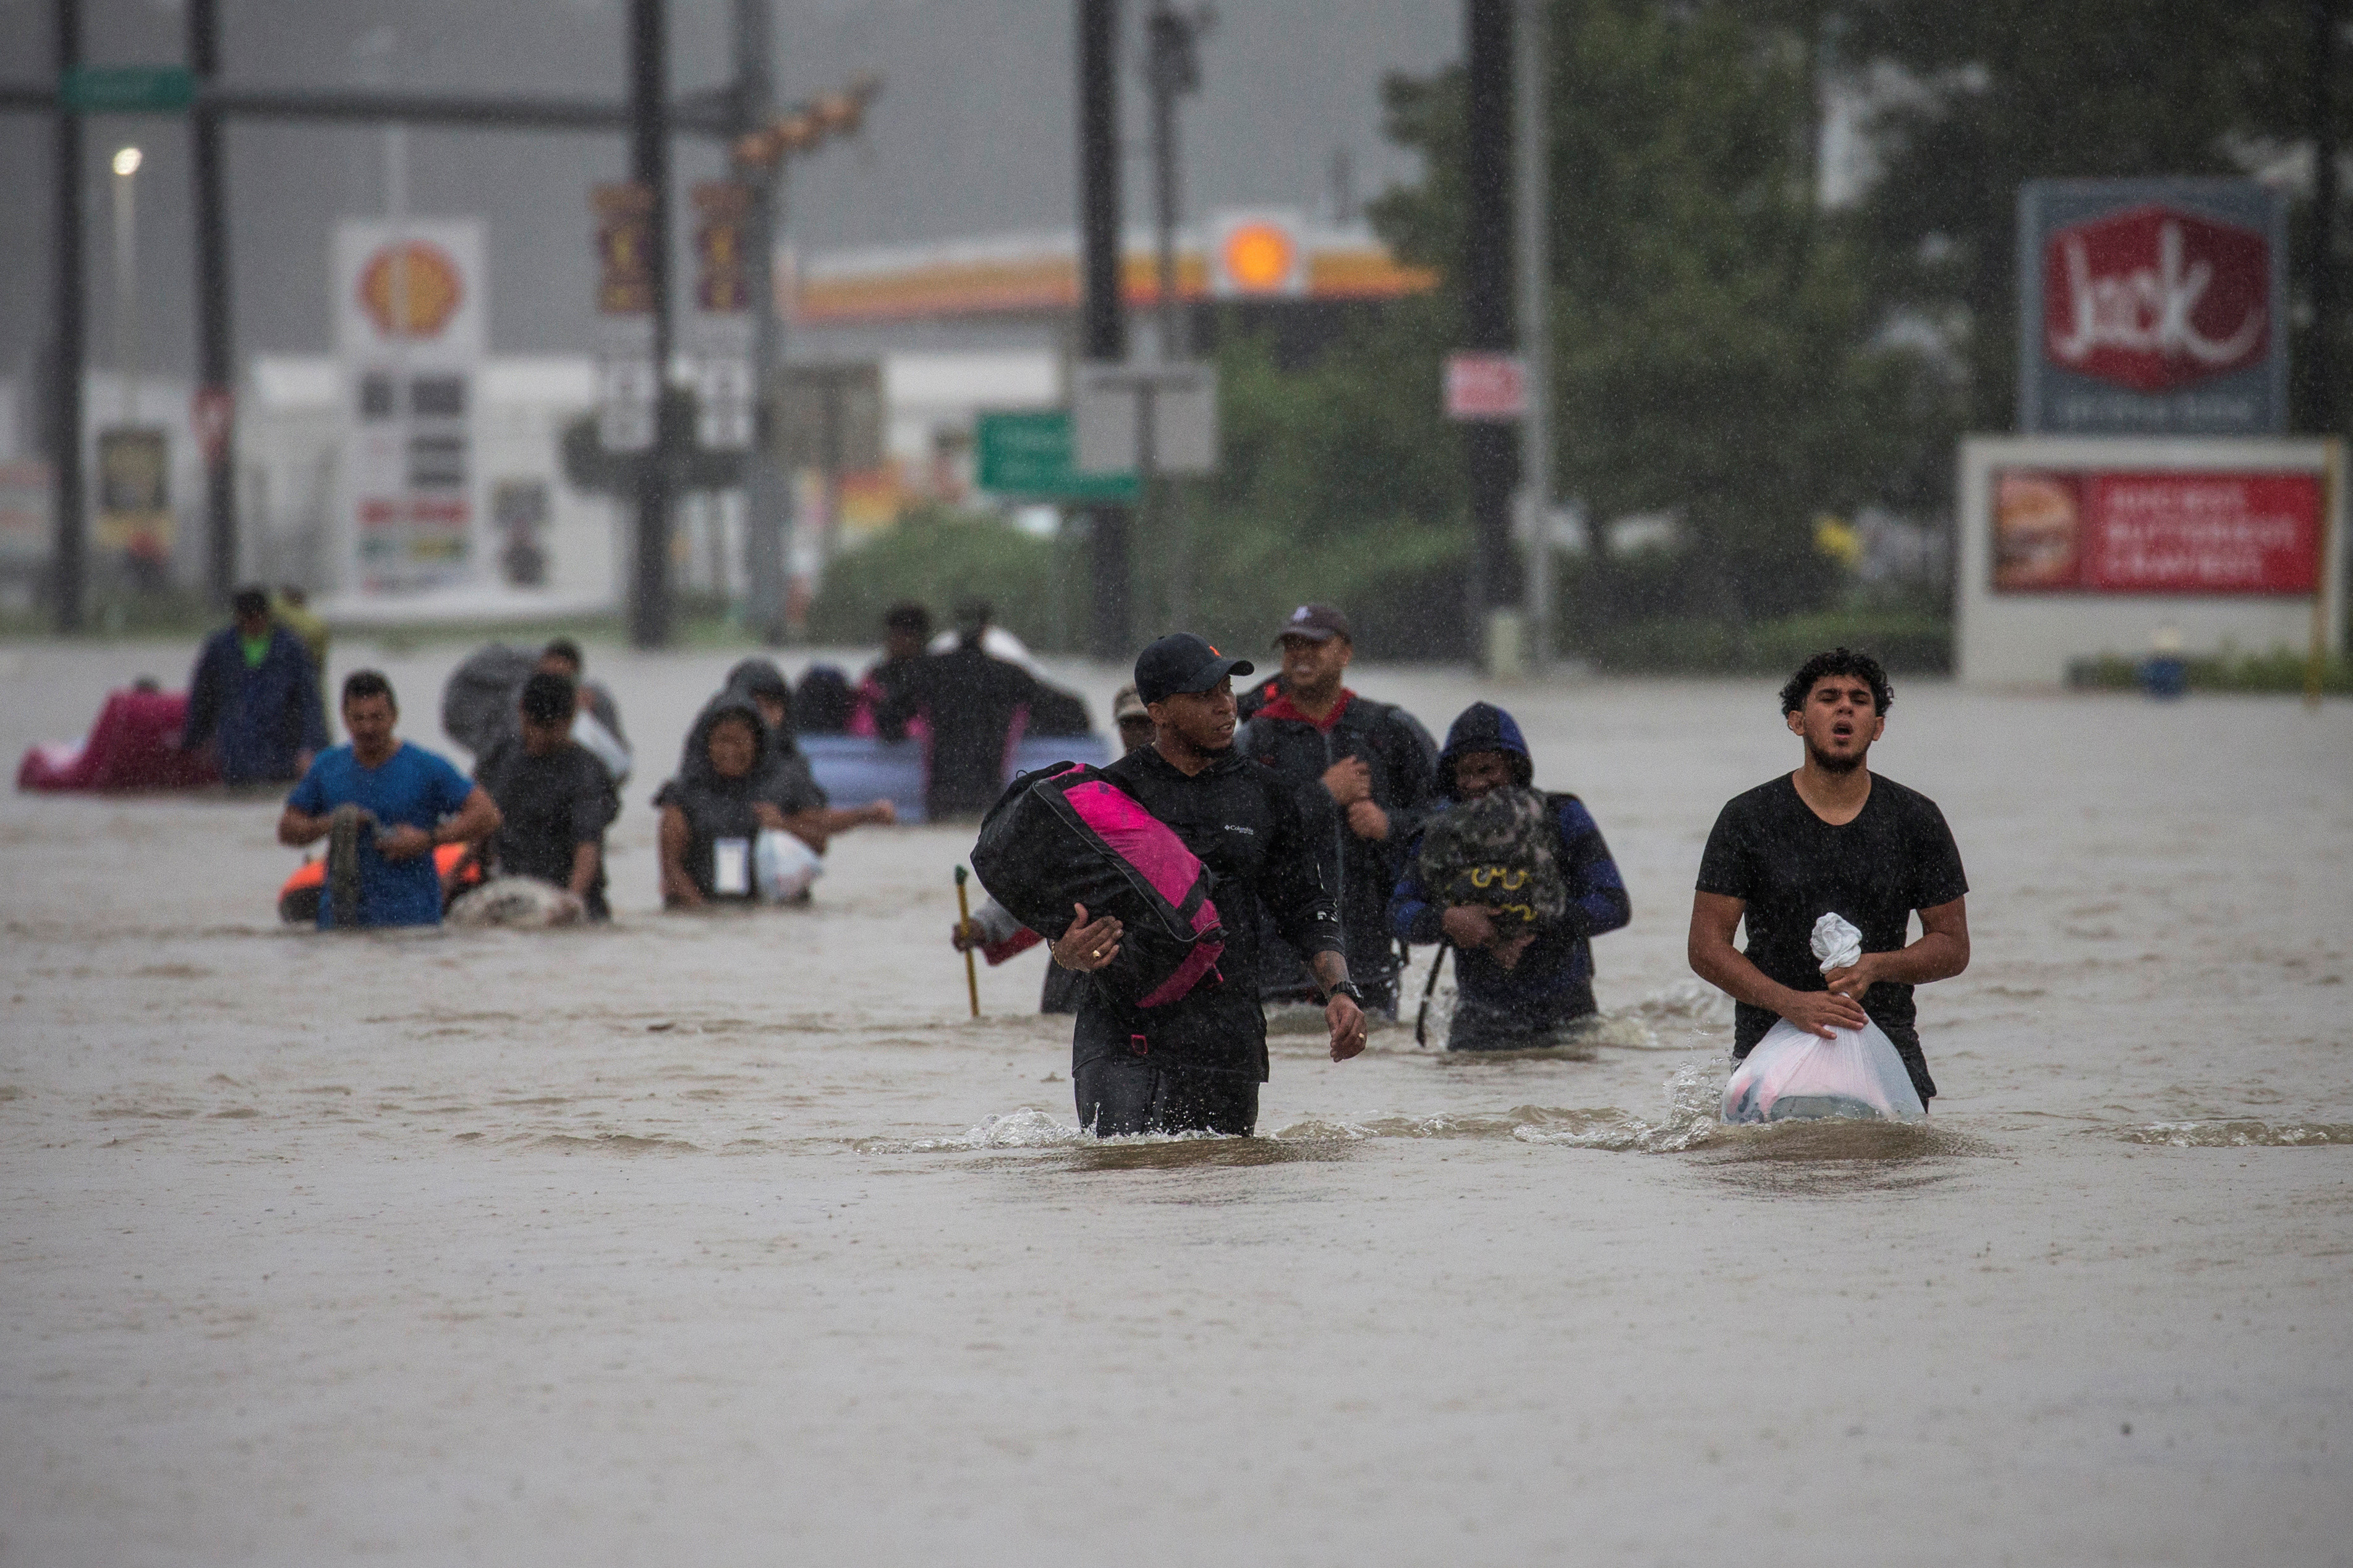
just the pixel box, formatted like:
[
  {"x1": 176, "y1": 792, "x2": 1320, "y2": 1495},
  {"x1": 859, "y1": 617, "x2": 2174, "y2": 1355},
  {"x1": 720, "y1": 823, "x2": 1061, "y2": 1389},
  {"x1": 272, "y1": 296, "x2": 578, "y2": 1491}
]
[
  {"x1": 1306, "y1": 950, "x2": 1368, "y2": 1062},
  {"x1": 278, "y1": 805, "x2": 333, "y2": 848},
  {"x1": 567, "y1": 842, "x2": 600, "y2": 900},
  {"x1": 1823, "y1": 896, "x2": 1969, "y2": 996},
  {"x1": 1687, "y1": 890, "x2": 1867, "y2": 1038},
  {"x1": 657, "y1": 806, "x2": 702, "y2": 907}
]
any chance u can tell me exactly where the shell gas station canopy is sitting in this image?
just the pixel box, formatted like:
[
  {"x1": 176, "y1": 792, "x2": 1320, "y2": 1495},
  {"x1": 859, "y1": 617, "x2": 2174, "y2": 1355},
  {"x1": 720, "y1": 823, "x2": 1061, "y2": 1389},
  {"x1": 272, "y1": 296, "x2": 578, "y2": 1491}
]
[{"x1": 784, "y1": 216, "x2": 1435, "y2": 327}]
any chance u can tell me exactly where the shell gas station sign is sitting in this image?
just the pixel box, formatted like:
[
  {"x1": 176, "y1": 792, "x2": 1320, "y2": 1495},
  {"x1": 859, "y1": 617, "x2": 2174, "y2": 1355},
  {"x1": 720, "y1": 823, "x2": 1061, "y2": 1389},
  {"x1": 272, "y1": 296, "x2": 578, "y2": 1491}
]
[{"x1": 333, "y1": 219, "x2": 486, "y2": 595}]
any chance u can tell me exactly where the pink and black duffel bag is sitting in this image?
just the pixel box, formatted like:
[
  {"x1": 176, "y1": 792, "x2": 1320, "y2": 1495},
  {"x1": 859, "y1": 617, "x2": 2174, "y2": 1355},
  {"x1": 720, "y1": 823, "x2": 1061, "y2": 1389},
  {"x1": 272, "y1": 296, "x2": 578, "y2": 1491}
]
[{"x1": 971, "y1": 763, "x2": 1225, "y2": 1009}]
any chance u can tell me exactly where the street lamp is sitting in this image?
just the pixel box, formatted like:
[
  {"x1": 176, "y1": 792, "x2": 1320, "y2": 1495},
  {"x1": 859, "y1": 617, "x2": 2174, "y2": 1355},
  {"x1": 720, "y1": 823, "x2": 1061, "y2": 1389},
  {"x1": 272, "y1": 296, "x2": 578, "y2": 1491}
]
[{"x1": 111, "y1": 145, "x2": 142, "y2": 422}]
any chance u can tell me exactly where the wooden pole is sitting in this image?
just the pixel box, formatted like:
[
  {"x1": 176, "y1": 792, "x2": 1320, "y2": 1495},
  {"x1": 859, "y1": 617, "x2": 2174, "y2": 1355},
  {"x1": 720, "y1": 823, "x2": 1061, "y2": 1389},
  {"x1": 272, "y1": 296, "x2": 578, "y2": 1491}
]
[{"x1": 954, "y1": 865, "x2": 981, "y2": 1018}]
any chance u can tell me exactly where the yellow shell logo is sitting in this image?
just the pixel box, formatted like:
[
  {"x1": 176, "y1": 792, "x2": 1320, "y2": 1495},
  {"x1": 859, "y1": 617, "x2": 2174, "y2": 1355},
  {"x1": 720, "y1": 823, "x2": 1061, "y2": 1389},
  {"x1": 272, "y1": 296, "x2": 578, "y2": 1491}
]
[
  {"x1": 1220, "y1": 221, "x2": 1297, "y2": 294},
  {"x1": 358, "y1": 240, "x2": 464, "y2": 339}
]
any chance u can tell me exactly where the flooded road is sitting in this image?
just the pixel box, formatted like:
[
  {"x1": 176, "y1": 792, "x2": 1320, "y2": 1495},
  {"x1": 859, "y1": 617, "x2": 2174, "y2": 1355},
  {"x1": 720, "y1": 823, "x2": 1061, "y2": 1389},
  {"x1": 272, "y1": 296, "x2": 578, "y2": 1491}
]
[{"x1": 2, "y1": 640, "x2": 2347, "y2": 1565}]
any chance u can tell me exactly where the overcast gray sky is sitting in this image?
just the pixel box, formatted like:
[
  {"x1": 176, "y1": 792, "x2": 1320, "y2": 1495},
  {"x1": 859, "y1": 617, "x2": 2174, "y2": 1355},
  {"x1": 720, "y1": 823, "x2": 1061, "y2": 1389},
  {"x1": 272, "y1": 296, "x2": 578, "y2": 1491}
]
[{"x1": 0, "y1": 0, "x2": 1455, "y2": 382}]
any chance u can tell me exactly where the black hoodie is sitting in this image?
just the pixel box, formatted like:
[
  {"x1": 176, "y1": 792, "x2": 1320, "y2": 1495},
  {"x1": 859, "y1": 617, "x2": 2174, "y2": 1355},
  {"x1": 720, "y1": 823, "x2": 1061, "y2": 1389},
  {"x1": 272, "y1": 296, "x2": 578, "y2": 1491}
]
[
  {"x1": 655, "y1": 692, "x2": 772, "y2": 899},
  {"x1": 720, "y1": 659, "x2": 830, "y2": 817}
]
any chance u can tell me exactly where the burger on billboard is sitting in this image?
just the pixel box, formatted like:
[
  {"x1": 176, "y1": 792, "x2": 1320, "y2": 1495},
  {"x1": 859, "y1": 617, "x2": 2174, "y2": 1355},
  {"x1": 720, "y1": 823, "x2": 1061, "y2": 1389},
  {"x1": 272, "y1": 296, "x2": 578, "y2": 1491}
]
[{"x1": 2017, "y1": 179, "x2": 2286, "y2": 436}]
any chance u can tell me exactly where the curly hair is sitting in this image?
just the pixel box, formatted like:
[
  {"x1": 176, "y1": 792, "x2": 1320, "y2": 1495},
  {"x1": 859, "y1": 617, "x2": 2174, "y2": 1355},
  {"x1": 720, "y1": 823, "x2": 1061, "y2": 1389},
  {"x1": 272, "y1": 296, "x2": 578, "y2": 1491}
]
[{"x1": 1779, "y1": 647, "x2": 1893, "y2": 716}]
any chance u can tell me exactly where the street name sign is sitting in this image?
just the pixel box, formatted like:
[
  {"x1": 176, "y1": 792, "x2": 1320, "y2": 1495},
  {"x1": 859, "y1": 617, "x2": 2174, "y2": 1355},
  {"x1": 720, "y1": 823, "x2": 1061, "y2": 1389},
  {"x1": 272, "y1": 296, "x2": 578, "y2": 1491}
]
[
  {"x1": 61, "y1": 66, "x2": 196, "y2": 114},
  {"x1": 976, "y1": 410, "x2": 1139, "y2": 501}
]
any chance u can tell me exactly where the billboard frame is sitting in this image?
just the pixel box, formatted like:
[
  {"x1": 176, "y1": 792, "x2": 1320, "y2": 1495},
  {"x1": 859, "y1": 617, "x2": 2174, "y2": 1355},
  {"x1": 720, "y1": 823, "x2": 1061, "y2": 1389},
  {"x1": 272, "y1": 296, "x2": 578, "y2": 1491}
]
[{"x1": 1956, "y1": 435, "x2": 2344, "y2": 688}]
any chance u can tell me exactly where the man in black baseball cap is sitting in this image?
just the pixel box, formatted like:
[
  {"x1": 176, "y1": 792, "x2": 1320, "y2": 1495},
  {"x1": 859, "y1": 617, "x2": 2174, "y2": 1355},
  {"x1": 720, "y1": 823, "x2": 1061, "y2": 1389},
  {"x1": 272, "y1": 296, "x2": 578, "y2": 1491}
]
[
  {"x1": 1046, "y1": 632, "x2": 1370, "y2": 1135},
  {"x1": 1234, "y1": 603, "x2": 1440, "y2": 1018}
]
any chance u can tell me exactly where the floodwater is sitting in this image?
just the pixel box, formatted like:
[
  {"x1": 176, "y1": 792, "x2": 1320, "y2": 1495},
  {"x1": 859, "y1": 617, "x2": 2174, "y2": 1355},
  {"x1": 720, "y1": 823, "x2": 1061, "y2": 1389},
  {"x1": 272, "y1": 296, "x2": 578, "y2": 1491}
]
[{"x1": 2, "y1": 640, "x2": 2348, "y2": 1567}]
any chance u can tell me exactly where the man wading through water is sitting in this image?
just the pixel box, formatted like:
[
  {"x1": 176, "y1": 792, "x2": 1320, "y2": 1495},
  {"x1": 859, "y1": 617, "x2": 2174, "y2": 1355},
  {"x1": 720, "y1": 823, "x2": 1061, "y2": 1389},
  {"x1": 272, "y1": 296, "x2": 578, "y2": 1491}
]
[
  {"x1": 1052, "y1": 634, "x2": 1369, "y2": 1135},
  {"x1": 1688, "y1": 648, "x2": 1970, "y2": 1108},
  {"x1": 1236, "y1": 603, "x2": 1439, "y2": 1017}
]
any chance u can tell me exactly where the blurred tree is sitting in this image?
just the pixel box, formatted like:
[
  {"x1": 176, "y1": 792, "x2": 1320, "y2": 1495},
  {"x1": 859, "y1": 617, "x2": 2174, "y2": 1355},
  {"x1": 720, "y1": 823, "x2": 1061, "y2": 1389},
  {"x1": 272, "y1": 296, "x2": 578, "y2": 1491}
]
[
  {"x1": 1198, "y1": 0, "x2": 1954, "y2": 636},
  {"x1": 1841, "y1": 0, "x2": 2325, "y2": 432}
]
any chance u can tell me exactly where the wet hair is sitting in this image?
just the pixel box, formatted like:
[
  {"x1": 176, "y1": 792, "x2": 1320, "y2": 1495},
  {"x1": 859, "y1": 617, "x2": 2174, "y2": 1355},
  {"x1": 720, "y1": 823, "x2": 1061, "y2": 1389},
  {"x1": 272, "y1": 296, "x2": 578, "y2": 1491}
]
[
  {"x1": 341, "y1": 669, "x2": 396, "y2": 710},
  {"x1": 540, "y1": 637, "x2": 584, "y2": 672},
  {"x1": 519, "y1": 671, "x2": 577, "y2": 726},
  {"x1": 1779, "y1": 647, "x2": 1893, "y2": 716},
  {"x1": 883, "y1": 601, "x2": 932, "y2": 638},
  {"x1": 231, "y1": 586, "x2": 269, "y2": 619}
]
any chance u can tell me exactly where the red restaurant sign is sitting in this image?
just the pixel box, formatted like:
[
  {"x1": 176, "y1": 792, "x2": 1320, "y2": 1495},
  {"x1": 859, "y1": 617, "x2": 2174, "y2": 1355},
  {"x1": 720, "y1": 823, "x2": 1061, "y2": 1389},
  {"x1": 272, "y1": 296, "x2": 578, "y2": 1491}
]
[
  {"x1": 1993, "y1": 469, "x2": 2321, "y2": 595},
  {"x1": 2043, "y1": 205, "x2": 2270, "y2": 393}
]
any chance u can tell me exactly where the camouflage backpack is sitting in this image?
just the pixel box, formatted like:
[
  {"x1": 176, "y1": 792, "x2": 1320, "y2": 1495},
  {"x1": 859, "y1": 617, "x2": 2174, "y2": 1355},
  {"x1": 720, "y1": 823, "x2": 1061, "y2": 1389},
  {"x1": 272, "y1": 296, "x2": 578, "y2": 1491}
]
[{"x1": 1415, "y1": 785, "x2": 1570, "y2": 926}]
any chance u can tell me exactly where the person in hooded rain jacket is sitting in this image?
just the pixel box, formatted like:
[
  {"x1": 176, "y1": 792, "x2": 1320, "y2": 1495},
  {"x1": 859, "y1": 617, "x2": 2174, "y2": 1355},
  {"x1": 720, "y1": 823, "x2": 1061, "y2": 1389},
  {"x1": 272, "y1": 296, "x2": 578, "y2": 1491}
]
[
  {"x1": 184, "y1": 585, "x2": 330, "y2": 786},
  {"x1": 1389, "y1": 702, "x2": 1631, "y2": 1048},
  {"x1": 654, "y1": 693, "x2": 779, "y2": 907},
  {"x1": 717, "y1": 657, "x2": 896, "y2": 853}
]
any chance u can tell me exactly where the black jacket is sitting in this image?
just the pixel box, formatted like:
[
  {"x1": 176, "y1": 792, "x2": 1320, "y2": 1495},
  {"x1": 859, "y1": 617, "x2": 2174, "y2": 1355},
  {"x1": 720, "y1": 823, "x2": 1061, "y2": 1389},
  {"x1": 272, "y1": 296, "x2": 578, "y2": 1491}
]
[
  {"x1": 653, "y1": 693, "x2": 772, "y2": 901},
  {"x1": 1235, "y1": 690, "x2": 1439, "y2": 993},
  {"x1": 874, "y1": 640, "x2": 1040, "y2": 819},
  {"x1": 1070, "y1": 744, "x2": 1343, "y2": 1079}
]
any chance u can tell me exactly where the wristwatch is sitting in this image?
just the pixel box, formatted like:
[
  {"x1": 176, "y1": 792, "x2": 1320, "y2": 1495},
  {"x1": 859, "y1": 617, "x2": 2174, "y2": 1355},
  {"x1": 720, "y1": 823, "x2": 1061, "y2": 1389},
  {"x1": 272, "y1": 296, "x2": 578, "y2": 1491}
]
[{"x1": 1324, "y1": 980, "x2": 1364, "y2": 1006}]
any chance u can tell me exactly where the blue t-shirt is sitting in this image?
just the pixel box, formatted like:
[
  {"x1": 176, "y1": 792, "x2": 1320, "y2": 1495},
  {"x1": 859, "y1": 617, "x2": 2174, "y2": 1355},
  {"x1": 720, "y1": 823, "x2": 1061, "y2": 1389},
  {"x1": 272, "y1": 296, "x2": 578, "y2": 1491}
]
[{"x1": 287, "y1": 741, "x2": 475, "y2": 928}]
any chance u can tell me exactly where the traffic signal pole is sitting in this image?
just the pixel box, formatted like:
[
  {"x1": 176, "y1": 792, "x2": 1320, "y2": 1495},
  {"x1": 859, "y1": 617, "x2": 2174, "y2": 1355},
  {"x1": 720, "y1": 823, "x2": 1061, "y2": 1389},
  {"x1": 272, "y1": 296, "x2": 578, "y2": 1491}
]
[
  {"x1": 1515, "y1": 0, "x2": 1552, "y2": 675},
  {"x1": 628, "y1": 0, "x2": 676, "y2": 649},
  {"x1": 734, "y1": 0, "x2": 791, "y2": 646},
  {"x1": 1078, "y1": 0, "x2": 1131, "y2": 660},
  {"x1": 190, "y1": 0, "x2": 235, "y2": 610},
  {"x1": 1462, "y1": 0, "x2": 1521, "y2": 672},
  {"x1": 49, "y1": 0, "x2": 85, "y2": 633}
]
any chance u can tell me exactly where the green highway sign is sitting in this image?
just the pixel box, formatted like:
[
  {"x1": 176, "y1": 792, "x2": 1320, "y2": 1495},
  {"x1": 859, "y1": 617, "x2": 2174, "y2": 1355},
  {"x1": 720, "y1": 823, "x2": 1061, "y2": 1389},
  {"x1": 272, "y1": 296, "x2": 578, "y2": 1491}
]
[
  {"x1": 61, "y1": 66, "x2": 197, "y2": 114},
  {"x1": 975, "y1": 409, "x2": 1139, "y2": 502}
]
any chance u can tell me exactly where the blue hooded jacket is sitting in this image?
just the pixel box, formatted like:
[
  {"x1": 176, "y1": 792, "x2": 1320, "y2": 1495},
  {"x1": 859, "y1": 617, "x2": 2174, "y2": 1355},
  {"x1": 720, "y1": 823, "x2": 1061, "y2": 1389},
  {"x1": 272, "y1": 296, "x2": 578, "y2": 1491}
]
[
  {"x1": 184, "y1": 622, "x2": 329, "y2": 785},
  {"x1": 1389, "y1": 702, "x2": 1630, "y2": 1025}
]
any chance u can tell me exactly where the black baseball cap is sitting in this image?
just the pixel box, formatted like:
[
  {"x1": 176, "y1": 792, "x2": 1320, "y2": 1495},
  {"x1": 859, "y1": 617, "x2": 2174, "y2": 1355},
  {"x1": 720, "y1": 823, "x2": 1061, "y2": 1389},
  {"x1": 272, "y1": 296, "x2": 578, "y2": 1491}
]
[
  {"x1": 1133, "y1": 633, "x2": 1254, "y2": 706},
  {"x1": 1272, "y1": 603, "x2": 1352, "y2": 645}
]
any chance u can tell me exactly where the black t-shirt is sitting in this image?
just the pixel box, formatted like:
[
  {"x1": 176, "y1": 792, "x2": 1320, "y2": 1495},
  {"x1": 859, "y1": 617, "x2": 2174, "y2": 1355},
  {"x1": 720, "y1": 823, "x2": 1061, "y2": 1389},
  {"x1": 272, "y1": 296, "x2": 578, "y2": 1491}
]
[
  {"x1": 474, "y1": 738, "x2": 615, "y2": 892},
  {"x1": 1695, "y1": 772, "x2": 1968, "y2": 1054}
]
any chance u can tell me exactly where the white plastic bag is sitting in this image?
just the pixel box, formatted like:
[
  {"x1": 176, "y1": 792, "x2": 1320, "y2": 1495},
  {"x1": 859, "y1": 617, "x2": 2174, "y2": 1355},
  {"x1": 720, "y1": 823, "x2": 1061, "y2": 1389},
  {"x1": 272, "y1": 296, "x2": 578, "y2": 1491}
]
[
  {"x1": 1721, "y1": 912, "x2": 1925, "y2": 1123},
  {"x1": 1722, "y1": 1018, "x2": 1925, "y2": 1122},
  {"x1": 754, "y1": 829, "x2": 824, "y2": 902}
]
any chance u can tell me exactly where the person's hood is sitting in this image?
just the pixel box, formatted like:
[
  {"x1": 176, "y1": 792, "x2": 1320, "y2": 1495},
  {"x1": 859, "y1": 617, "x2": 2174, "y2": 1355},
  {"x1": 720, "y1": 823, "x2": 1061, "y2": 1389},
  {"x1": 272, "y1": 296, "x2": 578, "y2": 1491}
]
[
  {"x1": 673, "y1": 690, "x2": 772, "y2": 797},
  {"x1": 1436, "y1": 701, "x2": 1534, "y2": 799},
  {"x1": 723, "y1": 657, "x2": 791, "y2": 701},
  {"x1": 721, "y1": 658, "x2": 802, "y2": 754}
]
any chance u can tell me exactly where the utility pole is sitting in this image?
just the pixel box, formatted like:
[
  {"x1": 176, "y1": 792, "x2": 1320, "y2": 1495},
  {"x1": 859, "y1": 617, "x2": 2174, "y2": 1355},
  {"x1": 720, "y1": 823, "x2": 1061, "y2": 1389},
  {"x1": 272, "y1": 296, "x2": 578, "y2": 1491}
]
[
  {"x1": 2306, "y1": 0, "x2": 2342, "y2": 436},
  {"x1": 733, "y1": 0, "x2": 790, "y2": 645},
  {"x1": 189, "y1": 0, "x2": 235, "y2": 608},
  {"x1": 628, "y1": 0, "x2": 675, "y2": 648},
  {"x1": 51, "y1": 0, "x2": 85, "y2": 632},
  {"x1": 1078, "y1": 0, "x2": 1131, "y2": 659},
  {"x1": 1462, "y1": 0, "x2": 1520, "y2": 673},
  {"x1": 1142, "y1": 2, "x2": 1207, "y2": 630},
  {"x1": 1515, "y1": 0, "x2": 1552, "y2": 675}
]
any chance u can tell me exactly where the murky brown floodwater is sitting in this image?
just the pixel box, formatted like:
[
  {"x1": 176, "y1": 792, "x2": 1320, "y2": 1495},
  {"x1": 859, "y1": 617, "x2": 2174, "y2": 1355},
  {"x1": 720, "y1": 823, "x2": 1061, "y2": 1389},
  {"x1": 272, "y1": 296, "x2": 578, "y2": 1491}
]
[{"x1": 2, "y1": 639, "x2": 2347, "y2": 1566}]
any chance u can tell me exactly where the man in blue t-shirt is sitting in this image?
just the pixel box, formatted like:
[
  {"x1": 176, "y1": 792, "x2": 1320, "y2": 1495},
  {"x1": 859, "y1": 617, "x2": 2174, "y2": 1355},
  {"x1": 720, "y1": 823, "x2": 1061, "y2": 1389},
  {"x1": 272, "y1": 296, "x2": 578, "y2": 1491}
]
[{"x1": 279, "y1": 670, "x2": 501, "y2": 929}]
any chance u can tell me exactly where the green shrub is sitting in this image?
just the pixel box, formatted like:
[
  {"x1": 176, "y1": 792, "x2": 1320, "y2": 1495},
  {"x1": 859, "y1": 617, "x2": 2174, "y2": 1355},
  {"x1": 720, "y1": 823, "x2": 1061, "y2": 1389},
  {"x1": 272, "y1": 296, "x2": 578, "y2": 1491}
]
[
  {"x1": 2066, "y1": 649, "x2": 2350, "y2": 695},
  {"x1": 1579, "y1": 609, "x2": 1951, "y2": 675},
  {"x1": 806, "y1": 507, "x2": 1090, "y2": 652}
]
